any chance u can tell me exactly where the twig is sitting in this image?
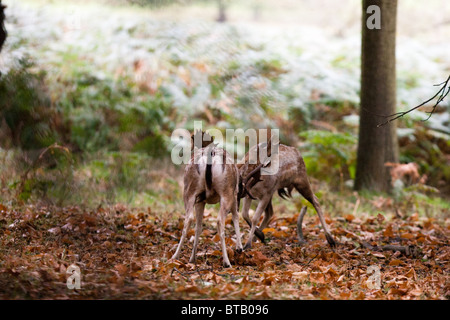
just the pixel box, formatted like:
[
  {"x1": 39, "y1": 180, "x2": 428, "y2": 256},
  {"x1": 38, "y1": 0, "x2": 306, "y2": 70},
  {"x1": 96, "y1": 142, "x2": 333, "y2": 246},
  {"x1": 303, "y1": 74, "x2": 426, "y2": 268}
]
[
  {"x1": 296, "y1": 206, "x2": 308, "y2": 245},
  {"x1": 376, "y1": 74, "x2": 450, "y2": 127},
  {"x1": 298, "y1": 251, "x2": 320, "y2": 269},
  {"x1": 204, "y1": 266, "x2": 232, "y2": 279},
  {"x1": 361, "y1": 241, "x2": 418, "y2": 257},
  {"x1": 170, "y1": 267, "x2": 191, "y2": 281},
  {"x1": 343, "y1": 227, "x2": 419, "y2": 257},
  {"x1": 154, "y1": 228, "x2": 179, "y2": 241},
  {"x1": 195, "y1": 265, "x2": 205, "y2": 284}
]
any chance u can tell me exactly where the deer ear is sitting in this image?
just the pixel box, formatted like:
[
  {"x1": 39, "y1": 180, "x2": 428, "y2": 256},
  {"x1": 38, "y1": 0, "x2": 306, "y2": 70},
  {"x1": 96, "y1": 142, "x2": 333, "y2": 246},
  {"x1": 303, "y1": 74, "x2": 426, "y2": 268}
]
[
  {"x1": 204, "y1": 131, "x2": 213, "y2": 142},
  {"x1": 192, "y1": 131, "x2": 203, "y2": 150},
  {"x1": 191, "y1": 131, "x2": 197, "y2": 142},
  {"x1": 190, "y1": 134, "x2": 195, "y2": 150}
]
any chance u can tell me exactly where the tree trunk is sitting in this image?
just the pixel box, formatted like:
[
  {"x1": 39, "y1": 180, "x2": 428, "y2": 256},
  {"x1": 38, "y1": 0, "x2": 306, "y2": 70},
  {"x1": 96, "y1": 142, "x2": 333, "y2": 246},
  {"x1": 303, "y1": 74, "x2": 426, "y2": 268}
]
[
  {"x1": 0, "y1": 2, "x2": 6, "y2": 52},
  {"x1": 216, "y1": 0, "x2": 227, "y2": 23},
  {"x1": 354, "y1": 0, "x2": 399, "y2": 192}
]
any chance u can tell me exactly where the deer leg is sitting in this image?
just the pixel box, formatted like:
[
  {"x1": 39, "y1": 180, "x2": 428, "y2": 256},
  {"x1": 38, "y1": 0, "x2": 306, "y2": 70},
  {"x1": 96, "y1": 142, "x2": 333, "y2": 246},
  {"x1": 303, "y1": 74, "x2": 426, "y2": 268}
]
[
  {"x1": 217, "y1": 203, "x2": 231, "y2": 268},
  {"x1": 312, "y1": 195, "x2": 336, "y2": 247},
  {"x1": 246, "y1": 199, "x2": 273, "y2": 245},
  {"x1": 241, "y1": 196, "x2": 252, "y2": 227},
  {"x1": 259, "y1": 199, "x2": 274, "y2": 231},
  {"x1": 295, "y1": 183, "x2": 336, "y2": 247},
  {"x1": 243, "y1": 195, "x2": 272, "y2": 250},
  {"x1": 241, "y1": 197, "x2": 265, "y2": 242},
  {"x1": 189, "y1": 202, "x2": 205, "y2": 264},
  {"x1": 171, "y1": 199, "x2": 195, "y2": 260},
  {"x1": 231, "y1": 199, "x2": 243, "y2": 253}
]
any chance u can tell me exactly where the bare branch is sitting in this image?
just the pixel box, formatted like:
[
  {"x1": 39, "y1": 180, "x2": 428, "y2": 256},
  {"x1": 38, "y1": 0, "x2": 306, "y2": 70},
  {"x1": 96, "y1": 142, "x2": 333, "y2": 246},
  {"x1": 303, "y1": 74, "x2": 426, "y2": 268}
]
[
  {"x1": 361, "y1": 242, "x2": 419, "y2": 257},
  {"x1": 375, "y1": 74, "x2": 450, "y2": 127}
]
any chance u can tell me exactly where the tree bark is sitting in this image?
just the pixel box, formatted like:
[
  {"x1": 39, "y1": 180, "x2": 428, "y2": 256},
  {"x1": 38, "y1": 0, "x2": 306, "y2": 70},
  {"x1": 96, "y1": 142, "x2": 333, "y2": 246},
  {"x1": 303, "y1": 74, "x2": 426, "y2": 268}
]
[
  {"x1": 216, "y1": 0, "x2": 227, "y2": 23},
  {"x1": 354, "y1": 0, "x2": 399, "y2": 192},
  {"x1": 0, "y1": 2, "x2": 6, "y2": 52}
]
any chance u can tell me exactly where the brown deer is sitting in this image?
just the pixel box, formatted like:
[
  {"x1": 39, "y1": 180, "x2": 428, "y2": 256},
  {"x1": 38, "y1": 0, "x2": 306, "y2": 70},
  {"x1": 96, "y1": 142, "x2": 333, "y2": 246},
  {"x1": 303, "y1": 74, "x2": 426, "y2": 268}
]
[
  {"x1": 238, "y1": 137, "x2": 336, "y2": 249},
  {"x1": 171, "y1": 131, "x2": 260, "y2": 267}
]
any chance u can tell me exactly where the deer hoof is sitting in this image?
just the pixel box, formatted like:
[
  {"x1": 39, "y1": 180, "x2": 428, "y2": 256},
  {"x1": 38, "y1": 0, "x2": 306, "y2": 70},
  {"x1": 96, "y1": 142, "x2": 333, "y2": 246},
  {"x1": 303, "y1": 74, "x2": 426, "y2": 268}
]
[
  {"x1": 326, "y1": 234, "x2": 337, "y2": 247},
  {"x1": 235, "y1": 247, "x2": 243, "y2": 254},
  {"x1": 255, "y1": 228, "x2": 265, "y2": 243},
  {"x1": 223, "y1": 262, "x2": 231, "y2": 268}
]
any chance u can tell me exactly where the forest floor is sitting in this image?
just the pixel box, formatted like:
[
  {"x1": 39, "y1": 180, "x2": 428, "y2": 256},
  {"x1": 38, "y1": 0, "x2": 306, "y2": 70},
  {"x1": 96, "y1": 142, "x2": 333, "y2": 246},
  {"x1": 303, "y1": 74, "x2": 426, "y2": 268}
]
[
  {"x1": 0, "y1": 0, "x2": 449, "y2": 301},
  {"x1": 0, "y1": 200, "x2": 448, "y2": 300}
]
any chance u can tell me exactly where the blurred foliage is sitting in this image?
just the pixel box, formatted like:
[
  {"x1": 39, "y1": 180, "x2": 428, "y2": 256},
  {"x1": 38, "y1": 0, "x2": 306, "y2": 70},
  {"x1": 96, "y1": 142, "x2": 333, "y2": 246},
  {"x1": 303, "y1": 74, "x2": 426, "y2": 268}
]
[
  {"x1": 0, "y1": 59, "x2": 59, "y2": 150},
  {"x1": 55, "y1": 71, "x2": 173, "y2": 155},
  {"x1": 0, "y1": 1, "x2": 449, "y2": 206},
  {"x1": 15, "y1": 145, "x2": 74, "y2": 204},
  {"x1": 399, "y1": 127, "x2": 450, "y2": 196},
  {"x1": 299, "y1": 130, "x2": 357, "y2": 189}
]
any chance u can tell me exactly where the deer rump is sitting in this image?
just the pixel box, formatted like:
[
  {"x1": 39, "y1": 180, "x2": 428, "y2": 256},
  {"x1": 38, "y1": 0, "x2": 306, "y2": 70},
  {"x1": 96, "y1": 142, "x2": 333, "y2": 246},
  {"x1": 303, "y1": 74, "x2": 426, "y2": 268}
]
[
  {"x1": 173, "y1": 145, "x2": 242, "y2": 268},
  {"x1": 192, "y1": 147, "x2": 237, "y2": 205}
]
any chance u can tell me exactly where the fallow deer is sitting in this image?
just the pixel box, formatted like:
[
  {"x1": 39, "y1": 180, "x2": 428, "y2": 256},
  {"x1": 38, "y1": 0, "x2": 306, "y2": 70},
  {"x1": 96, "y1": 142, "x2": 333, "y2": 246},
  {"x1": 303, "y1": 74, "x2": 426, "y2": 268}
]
[
  {"x1": 238, "y1": 138, "x2": 336, "y2": 249},
  {"x1": 171, "y1": 131, "x2": 259, "y2": 268}
]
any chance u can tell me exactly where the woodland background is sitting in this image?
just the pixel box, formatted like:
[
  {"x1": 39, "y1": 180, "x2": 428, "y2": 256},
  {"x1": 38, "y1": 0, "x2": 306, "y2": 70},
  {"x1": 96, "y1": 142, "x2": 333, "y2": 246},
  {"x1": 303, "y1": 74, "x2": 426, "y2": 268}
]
[{"x1": 0, "y1": 0, "x2": 448, "y2": 300}]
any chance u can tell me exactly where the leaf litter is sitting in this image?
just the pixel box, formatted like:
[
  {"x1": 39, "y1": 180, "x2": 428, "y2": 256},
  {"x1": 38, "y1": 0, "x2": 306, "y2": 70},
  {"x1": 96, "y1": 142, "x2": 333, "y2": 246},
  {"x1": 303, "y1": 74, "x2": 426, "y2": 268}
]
[{"x1": 0, "y1": 203, "x2": 448, "y2": 300}]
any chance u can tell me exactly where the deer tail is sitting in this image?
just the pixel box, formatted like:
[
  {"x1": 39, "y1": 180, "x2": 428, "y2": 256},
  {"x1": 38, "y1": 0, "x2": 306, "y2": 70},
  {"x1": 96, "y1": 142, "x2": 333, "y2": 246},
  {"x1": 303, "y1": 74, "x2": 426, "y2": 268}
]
[
  {"x1": 205, "y1": 148, "x2": 214, "y2": 190},
  {"x1": 278, "y1": 186, "x2": 293, "y2": 200}
]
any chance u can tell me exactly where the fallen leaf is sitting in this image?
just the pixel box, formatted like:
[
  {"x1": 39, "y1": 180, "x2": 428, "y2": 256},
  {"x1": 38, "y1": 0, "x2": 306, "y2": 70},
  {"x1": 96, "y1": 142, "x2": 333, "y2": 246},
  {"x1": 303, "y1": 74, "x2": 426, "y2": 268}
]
[
  {"x1": 401, "y1": 233, "x2": 415, "y2": 240},
  {"x1": 252, "y1": 251, "x2": 269, "y2": 265},
  {"x1": 339, "y1": 291, "x2": 351, "y2": 299},
  {"x1": 388, "y1": 288, "x2": 407, "y2": 296},
  {"x1": 383, "y1": 224, "x2": 394, "y2": 238},
  {"x1": 175, "y1": 285, "x2": 205, "y2": 294},
  {"x1": 405, "y1": 268, "x2": 417, "y2": 281},
  {"x1": 292, "y1": 271, "x2": 308, "y2": 281},
  {"x1": 376, "y1": 213, "x2": 385, "y2": 223},
  {"x1": 389, "y1": 259, "x2": 403, "y2": 266},
  {"x1": 344, "y1": 214, "x2": 355, "y2": 222},
  {"x1": 310, "y1": 272, "x2": 326, "y2": 284},
  {"x1": 115, "y1": 264, "x2": 128, "y2": 275}
]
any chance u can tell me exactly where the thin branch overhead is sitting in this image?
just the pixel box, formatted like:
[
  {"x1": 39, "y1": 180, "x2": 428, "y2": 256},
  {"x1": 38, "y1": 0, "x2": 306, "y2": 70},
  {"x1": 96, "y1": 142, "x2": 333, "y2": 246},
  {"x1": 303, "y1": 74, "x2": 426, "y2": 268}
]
[{"x1": 376, "y1": 74, "x2": 450, "y2": 127}]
